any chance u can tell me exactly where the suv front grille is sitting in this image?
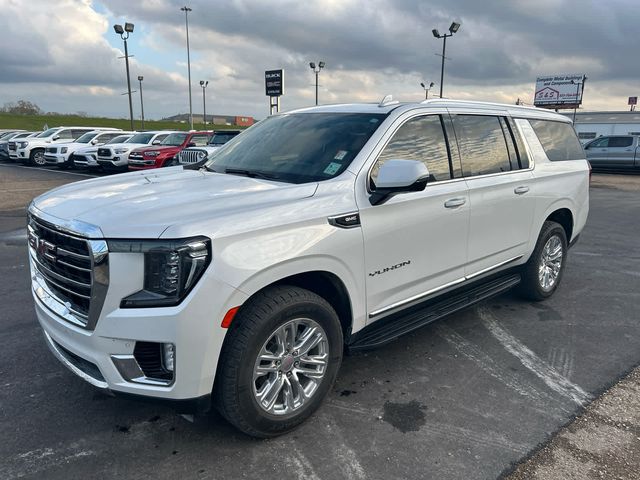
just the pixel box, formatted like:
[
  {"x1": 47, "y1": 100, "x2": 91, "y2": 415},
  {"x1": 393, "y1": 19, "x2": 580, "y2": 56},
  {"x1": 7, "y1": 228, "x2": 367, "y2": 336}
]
[
  {"x1": 45, "y1": 147, "x2": 57, "y2": 154},
  {"x1": 8, "y1": 142, "x2": 16, "y2": 151},
  {"x1": 97, "y1": 148, "x2": 111, "y2": 157},
  {"x1": 179, "y1": 149, "x2": 206, "y2": 164},
  {"x1": 28, "y1": 214, "x2": 109, "y2": 329},
  {"x1": 128, "y1": 152, "x2": 144, "y2": 160}
]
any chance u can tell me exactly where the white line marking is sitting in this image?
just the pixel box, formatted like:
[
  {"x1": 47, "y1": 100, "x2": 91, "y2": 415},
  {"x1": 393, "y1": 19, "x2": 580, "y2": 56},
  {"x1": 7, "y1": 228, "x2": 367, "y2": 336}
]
[
  {"x1": 0, "y1": 163, "x2": 99, "y2": 178},
  {"x1": 479, "y1": 307, "x2": 592, "y2": 406},
  {"x1": 322, "y1": 414, "x2": 367, "y2": 480}
]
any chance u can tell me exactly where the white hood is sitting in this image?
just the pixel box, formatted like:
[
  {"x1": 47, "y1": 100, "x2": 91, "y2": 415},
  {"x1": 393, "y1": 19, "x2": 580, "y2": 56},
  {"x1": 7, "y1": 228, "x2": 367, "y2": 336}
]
[{"x1": 31, "y1": 167, "x2": 318, "y2": 238}]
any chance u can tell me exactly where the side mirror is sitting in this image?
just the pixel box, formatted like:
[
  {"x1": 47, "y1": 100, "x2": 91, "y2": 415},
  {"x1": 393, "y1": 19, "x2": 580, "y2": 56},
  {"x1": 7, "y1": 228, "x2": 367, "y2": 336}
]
[
  {"x1": 91, "y1": 139, "x2": 99, "y2": 145},
  {"x1": 52, "y1": 135, "x2": 60, "y2": 141},
  {"x1": 152, "y1": 140, "x2": 161, "y2": 145},
  {"x1": 370, "y1": 159, "x2": 429, "y2": 205}
]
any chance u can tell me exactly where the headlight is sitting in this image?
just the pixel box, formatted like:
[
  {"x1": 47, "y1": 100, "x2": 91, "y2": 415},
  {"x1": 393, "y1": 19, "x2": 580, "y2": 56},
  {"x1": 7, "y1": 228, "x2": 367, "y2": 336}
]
[
  {"x1": 19, "y1": 142, "x2": 28, "y2": 148},
  {"x1": 114, "y1": 148, "x2": 130, "y2": 154},
  {"x1": 146, "y1": 151, "x2": 160, "y2": 157},
  {"x1": 61, "y1": 147, "x2": 68, "y2": 154},
  {"x1": 197, "y1": 151, "x2": 206, "y2": 159},
  {"x1": 108, "y1": 236, "x2": 211, "y2": 308}
]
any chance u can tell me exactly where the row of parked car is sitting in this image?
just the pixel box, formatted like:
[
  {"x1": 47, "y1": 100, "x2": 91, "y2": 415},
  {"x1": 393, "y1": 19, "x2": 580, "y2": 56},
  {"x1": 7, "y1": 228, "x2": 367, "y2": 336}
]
[{"x1": 0, "y1": 127, "x2": 241, "y2": 172}]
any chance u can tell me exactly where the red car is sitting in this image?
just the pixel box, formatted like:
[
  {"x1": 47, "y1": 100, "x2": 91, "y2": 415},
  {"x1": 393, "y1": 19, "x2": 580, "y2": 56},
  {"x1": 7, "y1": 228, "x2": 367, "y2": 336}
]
[{"x1": 128, "y1": 131, "x2": 212, "y2": 170}]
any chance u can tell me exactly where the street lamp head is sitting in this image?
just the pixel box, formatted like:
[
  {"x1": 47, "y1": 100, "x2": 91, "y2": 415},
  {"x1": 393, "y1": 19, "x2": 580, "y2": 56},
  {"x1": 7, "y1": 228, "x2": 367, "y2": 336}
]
[
  {"x1": 309, "y1": 62, "x2": 316, "y2": 69},
  {"x1": 138, "y1": 76, "x2": 144, "y2": 81},
  {"x1": 205, "y1": 80, "x2": 209, "y2": 86},
  {"x1": 430, "y1": 82, "x2": 435, "y2": 88},
  {"x1": 200, "y1": 80, "x2": 204, "y2": 86},
  {"x1": 124, "y1": 22, "x2": 134, "y2": 33},
  {"x1": 420, "y1": 82, "x2": 425, "y2": 88},
  {"x1": 432, "y1": 29, "x2": 440, "y2": 38},
  {"x1": 113, "y1": 24, "x2": 124, "y2": 34},
  {"x1": 449, "y1": 22, "x2": 461, "y2": 34},
  {"x1": 319, "y1": 61, "x2": 325, "y2": 69},
  {"x1": 181, "y1": 6, "x2": 192, "y2": 12}
]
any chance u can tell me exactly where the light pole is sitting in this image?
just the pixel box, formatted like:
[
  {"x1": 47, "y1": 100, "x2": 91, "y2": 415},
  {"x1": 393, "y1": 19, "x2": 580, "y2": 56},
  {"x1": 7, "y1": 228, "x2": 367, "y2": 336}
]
[
  {"x1": 570, "y1": 76, "x2": 587, "y2": 123},
  {"x1": 113, "y1": 23, "x2": 135, "y2": 131},
  {"x1": 181, "y1": 6, "x2": 193, "y2": 130},
  {"x1": 309, "y1": 61, "x2": 325, "y2": 106},
  {"x1": 420, "y1": 81, "x2": 435, "y2": 100},
  {"x1": 432, "y1": 22, "x2": 461, "y2": 99},
  {"x1": 137, "y1": 76, "x2": 145, "y2": 130},
  {"x1": 200, "y1": 80, "x2": 208, "y2": 126}
]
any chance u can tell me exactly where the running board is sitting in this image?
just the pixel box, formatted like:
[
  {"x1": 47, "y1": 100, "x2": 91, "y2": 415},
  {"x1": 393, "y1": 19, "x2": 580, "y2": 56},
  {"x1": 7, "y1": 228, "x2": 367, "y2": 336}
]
[{"x1": 348, "y1": 273, "x2": 521, "y2": 352}]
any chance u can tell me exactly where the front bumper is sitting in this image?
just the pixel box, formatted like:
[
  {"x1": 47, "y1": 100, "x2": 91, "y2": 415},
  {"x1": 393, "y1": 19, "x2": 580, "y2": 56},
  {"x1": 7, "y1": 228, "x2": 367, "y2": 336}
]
[
  {"x1": 72, "y1": 154, "x2": 98, "y2": 168},
  {"x1": 97, "y1": 156, "x2": 127, "y2": 170},
  {"x1": 10, "y1": 149, "x2": 27, "y2": 161},
  {"x1": 44, "y1": 153, "x2": 69, "y2": 165},
  {"x1": 31, "y1": 252, "x2": 248, "y2": 402}
]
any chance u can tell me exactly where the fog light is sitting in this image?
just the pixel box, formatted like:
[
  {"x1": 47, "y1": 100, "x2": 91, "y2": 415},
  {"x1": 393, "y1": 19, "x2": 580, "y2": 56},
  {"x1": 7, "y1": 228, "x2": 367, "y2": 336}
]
[{"x1": 162, "y1": 343, "x2": 175, "y2": 372}]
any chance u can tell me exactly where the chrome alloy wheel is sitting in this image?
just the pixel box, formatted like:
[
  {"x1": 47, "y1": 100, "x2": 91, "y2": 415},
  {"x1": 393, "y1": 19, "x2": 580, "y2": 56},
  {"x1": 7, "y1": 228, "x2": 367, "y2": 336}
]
[
  {"x1": 252, "y1": 318, "x2": 329, "y2": 416},
  {"x1": 33, "y1": 151, "x2": 45, "y2": 165},
  {"x1": 538, "y1": 234, "x2": 563, "y2": 291}
]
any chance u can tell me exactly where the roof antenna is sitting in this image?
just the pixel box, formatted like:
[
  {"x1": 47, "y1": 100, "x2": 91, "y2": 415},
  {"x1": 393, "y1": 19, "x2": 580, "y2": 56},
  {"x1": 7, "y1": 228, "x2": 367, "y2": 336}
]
[{"x1": 379, "y1": 95, "x2": 399, "y2": 107}]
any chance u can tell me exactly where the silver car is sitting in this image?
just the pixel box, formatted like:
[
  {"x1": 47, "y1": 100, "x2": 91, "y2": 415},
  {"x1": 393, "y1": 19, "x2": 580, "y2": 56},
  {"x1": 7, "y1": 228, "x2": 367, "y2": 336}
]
[{"x1": 584, "y1": 135, "x2": 640, "y2": 171}]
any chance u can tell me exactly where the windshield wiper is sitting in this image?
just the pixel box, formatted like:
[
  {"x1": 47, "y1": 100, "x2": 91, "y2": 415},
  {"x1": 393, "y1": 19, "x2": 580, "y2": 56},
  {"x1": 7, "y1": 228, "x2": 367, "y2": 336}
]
[{"x1": 223, "y1": 168, "x2": 281, "y2": 181}]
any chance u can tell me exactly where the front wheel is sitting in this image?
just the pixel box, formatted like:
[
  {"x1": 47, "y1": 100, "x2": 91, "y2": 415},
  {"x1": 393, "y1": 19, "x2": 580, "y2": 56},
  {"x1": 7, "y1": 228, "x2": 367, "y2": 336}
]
[
  {"x1": 30, "y1": 149, "x2": 46, "y2": 166},
  {"x1": 215, "y1": 286, "x2": 343, "y2": 438},
  {"x1": 517, "y1": 221, "x2": 568, "y2": 301}
]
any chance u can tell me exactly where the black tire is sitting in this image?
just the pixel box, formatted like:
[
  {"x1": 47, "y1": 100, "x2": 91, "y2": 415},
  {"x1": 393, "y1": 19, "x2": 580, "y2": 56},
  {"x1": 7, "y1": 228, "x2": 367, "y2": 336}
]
[
  {"x1": 214, "y1": 285, "x2": 343, "y2": 438},
  {"x1": 517, "y1": 221, "x2": 568, "y2": 301},
  {"x1": 29, "y1": 149, "x2": 45, "y2": 166}
]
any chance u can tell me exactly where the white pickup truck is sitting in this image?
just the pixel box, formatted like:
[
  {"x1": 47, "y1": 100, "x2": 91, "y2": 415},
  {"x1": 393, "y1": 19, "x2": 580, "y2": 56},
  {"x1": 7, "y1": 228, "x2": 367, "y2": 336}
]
[{"x1": 28, "y1": 99, "x2": 589, "y2": 437}]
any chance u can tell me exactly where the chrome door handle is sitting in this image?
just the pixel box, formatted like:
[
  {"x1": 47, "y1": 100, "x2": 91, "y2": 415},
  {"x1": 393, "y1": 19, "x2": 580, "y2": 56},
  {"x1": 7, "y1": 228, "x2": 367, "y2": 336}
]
[
  {"x1": 444, "y1": 198, "x2": 466, "y2": 208},
  {"x1": 514, "y1": 186, "x2": 530, "y2": 195}
]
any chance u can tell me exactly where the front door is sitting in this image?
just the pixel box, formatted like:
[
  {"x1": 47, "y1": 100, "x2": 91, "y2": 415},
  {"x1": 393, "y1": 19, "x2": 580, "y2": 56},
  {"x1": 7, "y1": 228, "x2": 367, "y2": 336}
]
[
  {"x1": 358, "y1": 113, "x2": 469, "y2": 320},
  {"x1": 606, "y1": 136, "x2": 636, "y2": 169}
]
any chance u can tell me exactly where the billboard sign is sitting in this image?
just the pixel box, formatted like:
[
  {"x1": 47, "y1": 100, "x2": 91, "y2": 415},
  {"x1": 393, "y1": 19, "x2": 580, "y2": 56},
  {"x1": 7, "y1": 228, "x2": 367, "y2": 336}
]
[
  {"x1": 265, "y1": 69, "x2": 284, "y2": 97},
  {"x1": 534, "y1": 74, "x2": 585, "y2": 109}
]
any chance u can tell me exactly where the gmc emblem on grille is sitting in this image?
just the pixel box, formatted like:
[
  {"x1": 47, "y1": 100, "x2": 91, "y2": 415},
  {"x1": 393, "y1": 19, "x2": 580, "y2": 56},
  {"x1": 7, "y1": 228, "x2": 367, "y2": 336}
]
[{"x1": 37, "y1": 238, "x2": 57, "y2": 263}]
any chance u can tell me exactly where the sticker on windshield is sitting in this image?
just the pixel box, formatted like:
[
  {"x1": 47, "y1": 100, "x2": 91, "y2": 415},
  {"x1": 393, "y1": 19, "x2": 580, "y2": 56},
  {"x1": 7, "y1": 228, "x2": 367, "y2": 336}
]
[
  {"x1": 323, "y1": 162, "x2": 342, "y2": 175},
  {"x1": 334, "y1": 150, "x2": 348, "y2": 161}
]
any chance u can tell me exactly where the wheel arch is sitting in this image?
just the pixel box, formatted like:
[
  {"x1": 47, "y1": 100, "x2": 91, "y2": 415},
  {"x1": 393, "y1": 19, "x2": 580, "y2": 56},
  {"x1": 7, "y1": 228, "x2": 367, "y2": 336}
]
[{"x1": 545, "y1": 207, "x2": 574, "y2": 242}]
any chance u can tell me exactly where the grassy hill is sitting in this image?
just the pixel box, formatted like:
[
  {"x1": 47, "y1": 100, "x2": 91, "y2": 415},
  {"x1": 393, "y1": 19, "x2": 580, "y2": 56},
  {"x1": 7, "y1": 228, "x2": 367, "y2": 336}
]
[{"x1": 0, "y1": 112, "x2": 241, "y2": 132}]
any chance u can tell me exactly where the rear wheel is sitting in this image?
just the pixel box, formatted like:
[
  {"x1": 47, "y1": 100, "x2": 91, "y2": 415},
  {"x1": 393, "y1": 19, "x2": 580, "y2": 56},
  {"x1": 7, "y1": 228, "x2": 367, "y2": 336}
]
[
  {"x1": 517, "y1": 221, "x2": 568, "y2": 301},
  {"x1": 30, "y1": 149, "x2": 45, "y2": 166},
  {"x1": 215, "y1": 285, "x2": 343, "y2": 438}
]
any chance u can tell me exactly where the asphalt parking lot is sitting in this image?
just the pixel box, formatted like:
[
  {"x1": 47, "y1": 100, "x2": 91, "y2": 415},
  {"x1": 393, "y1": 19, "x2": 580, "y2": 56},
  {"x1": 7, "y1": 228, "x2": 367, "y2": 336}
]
[{"x1": 0, "y1": 163, "x2": 639, "y2": 480}]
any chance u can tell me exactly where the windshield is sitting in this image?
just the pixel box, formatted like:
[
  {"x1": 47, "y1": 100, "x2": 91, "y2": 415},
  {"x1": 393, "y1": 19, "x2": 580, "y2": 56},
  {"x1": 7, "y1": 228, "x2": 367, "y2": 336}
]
[
  {"x1": 205, "y1": 113, "x2": 385, "y2": 183},
  {"x1": 37, "y1": 128, "x2": 60, "y2": 138},
  {"x1": 108, "y1": 135, "x2": 133, "y2": 144},
  {"x1": 127, "y1": 133, "x2": 154, "y2": 144},
  {"x1": 161, "y1": 133, "x2": 188, "y2": 146},
  {"x1": 76, "y1": 132, "x2": 98, "y2": 143},
  {"x1": 209, "y1": 132, "x2": 238, "y2": 145}
]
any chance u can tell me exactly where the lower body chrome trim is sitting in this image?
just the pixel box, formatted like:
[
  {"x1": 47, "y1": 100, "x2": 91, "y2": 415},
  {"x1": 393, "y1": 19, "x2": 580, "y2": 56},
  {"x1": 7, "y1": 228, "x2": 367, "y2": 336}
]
[
  {"x1": 43, "y1": 331, "x2": 108, "y2": 389},
  {"x1": 368, "y1": 255, "x2": 523, "y2": 318}
]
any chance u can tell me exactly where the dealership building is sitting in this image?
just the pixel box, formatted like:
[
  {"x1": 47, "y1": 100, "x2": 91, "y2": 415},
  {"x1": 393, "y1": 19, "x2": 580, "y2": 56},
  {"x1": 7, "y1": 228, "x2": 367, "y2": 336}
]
[{"x1": 560, "y1": 111, "x2": 640, "y2": 143}]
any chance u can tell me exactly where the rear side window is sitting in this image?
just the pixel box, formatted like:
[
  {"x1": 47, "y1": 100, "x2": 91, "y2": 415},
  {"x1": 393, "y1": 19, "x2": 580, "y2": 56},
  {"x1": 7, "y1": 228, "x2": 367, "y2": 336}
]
[
  {"x1": 452, "y1": 115, "x2": 511, "y2": 176},
  {"x1": 373, "y1": 115, "x2": 452, "y2": 183},
  {"x1": 608, "y1": 136, "x2": 633, "y2": 148},
  {"x1": 57, "y1": 129, "x2": 74, "y2": 140},
  {"x1": 587, "y1": 137, "x2": 609, "y2": 148},
  {"x1": 529, "y1": 120, "x2": 584, "y2": 161}
]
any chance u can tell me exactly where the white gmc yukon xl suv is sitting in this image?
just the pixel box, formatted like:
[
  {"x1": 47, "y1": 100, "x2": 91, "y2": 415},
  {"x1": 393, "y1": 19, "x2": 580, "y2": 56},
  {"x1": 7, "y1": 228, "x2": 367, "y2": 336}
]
[{"x1": 28, "y1": 99, "x2": 589, "y2": 437}]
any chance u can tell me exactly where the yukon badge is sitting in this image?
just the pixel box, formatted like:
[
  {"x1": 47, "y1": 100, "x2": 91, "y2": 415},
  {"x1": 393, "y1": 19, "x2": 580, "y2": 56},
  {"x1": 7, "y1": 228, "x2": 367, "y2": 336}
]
[{"x1": 369, "y1": 260, "x2": 411, "y2": 277}]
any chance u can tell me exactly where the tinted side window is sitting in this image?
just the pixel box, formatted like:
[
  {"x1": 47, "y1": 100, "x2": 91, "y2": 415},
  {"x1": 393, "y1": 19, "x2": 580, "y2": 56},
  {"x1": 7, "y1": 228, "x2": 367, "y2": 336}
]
[
  {"x1": 71, "y1": 129, "x2": 90, "y2": 139},
  {"x1": 529, "y1": 120, "x2": 584, "y2": 161},
  {"x1": 588, "y1": 137, "x2": 609, "y2": 148},
  {"x1": 608, "y1": 136, "x2": 633, "y2": 148},
  {"x1": 154, "y1": 134, "x2": 168, "y2": 143},
  {"x1": 452, "y1": 115, "x2": 511, "y2": 176},
  {"x1": 373, "y1": 115, "x2": 451, "y2": 183},
  {"x1": 508, "y1": 117, "x2": 530, "y2": 169},
  {"x1": 57, "y1": 129, "x2": 74, "y2": 140},
  {"x1": 190, "y1": 134, "x2": 210, "y2": 146}
]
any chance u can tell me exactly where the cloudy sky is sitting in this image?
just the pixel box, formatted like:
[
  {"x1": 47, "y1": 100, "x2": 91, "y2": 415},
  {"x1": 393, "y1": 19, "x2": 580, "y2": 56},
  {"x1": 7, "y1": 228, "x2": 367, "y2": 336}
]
[{"x1": 0, "y1": 0, "x2": 637, "y2": 120}]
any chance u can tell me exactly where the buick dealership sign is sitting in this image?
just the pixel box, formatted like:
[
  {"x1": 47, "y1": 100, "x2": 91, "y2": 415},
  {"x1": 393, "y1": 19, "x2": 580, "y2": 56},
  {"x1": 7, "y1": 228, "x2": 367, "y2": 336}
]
[{"x1": 265, "y1": 69, "x2": 284, "y2": 97}]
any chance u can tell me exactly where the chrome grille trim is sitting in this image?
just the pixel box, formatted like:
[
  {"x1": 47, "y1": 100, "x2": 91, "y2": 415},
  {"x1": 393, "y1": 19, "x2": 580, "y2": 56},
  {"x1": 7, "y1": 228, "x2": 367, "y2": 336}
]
[
  {"x1": 178, "y1": 149, "x2": 207, "y2": 164},
  {"x1": 28, "y1": 205, "x2": 109, "y2": 330}
]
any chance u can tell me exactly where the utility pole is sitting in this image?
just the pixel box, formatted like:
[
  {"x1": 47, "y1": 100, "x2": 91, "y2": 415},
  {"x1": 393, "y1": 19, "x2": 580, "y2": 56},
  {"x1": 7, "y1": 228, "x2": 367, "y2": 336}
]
[
  {"x1": 138, "y1": 76, "x2": 145, "y2": 130},
  {"x1": 200, "y1": 80, "x2": 209, "y2": 126},
  {"x1": 113, "y1": 23, "x2": 135, "y2": 131},
  {"x1": 181, "y1": 6, "x2": 193, "y2": 130}
]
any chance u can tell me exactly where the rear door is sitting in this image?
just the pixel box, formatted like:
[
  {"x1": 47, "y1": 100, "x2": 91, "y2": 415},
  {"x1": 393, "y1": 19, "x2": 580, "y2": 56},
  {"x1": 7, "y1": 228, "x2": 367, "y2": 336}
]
[
  {"x1": 606, "y1": 136, "x2": 635, "y2": 169},
  {"x1": 449, "y1": 112, "x2": 536, "y2": 276},
  {"x1": 584, "y1": 136, "x2": 609, "y2": 167}
]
